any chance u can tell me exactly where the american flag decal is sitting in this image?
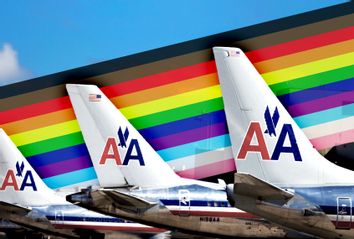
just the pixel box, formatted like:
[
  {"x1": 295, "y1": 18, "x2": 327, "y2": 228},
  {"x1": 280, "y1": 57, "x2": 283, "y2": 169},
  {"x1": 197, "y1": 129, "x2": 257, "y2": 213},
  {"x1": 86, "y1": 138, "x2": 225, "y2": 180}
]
[
  {"x1": 228, "y1": 50, "x2": 240, "y2": 57},
  {"x1": 89, "y1": 94, "x2": 101, "y2": 102}
]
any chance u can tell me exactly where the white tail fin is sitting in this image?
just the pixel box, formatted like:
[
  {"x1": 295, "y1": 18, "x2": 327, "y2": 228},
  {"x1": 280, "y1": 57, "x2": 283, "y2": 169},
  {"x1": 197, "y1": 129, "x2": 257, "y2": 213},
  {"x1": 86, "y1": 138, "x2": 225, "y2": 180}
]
[
  {"x1": 0, "y1": 129, "x2": 66, "y2": 206},
  {"x1": 65, "y1": 85, "x2": 127, "y2": 188},
  {"x1": 66, "y1": 84, "x2": 182, "y2": 188},
  {"x1": 213, "y1": 47, "x2": 354, "y2": 187}
]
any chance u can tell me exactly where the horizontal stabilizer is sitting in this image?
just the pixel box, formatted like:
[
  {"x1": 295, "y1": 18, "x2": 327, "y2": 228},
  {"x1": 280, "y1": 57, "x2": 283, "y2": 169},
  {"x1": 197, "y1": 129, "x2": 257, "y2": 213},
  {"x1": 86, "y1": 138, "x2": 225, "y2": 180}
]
[
  {"x1": 232, "y1": 173, "x2": 293, "y2": 205},
  {"x1": 0, "y1": 201, "x2": 30, "y2": 216},
  {"x1": 102, "y1": 189, "x2": 157, "y2": 213}
]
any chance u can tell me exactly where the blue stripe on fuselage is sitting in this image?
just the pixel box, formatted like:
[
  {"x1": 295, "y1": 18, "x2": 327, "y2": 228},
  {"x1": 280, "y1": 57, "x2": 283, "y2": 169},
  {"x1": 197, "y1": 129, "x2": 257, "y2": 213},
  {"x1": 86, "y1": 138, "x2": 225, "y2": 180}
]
[
  {"x1": 129, "y1": 184, "x2": 230, "y2": 208},
  {"x1": 291, "y1": 186, "x2": 354, "y2": 215},
  {"x1": 160, "y1": 199, "x2": 229, "y2": 207},
  {"x1": 46, "y1": 215, "x2": 128, "y2": 223}
]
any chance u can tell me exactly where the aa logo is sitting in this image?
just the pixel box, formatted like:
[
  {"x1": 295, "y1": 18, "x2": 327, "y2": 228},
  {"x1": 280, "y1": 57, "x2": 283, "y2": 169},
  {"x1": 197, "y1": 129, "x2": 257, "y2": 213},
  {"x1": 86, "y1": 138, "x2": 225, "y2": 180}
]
[
  {"x1": 238, "y1": 106, "x2": 302, "y2": 161},
  {"x1": 100, "y1": 127, "x2": 145, "y2": 166},
  {"x1": 0, "y1": 161, "x2": 37, "y2": 191}
]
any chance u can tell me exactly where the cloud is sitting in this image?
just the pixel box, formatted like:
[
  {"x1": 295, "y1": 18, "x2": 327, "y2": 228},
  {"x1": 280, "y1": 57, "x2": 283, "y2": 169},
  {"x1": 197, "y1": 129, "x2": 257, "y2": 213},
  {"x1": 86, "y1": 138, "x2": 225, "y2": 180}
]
[{"x1": 0, "y1": 43, "x2": 31, "y2": 85}]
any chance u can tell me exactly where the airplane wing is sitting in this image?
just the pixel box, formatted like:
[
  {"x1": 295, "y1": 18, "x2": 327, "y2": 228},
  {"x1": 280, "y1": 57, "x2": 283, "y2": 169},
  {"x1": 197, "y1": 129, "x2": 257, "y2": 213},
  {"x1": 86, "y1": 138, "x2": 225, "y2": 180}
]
[
  {"x1": 101, "y1": 189, "x2": 157, "y2": 213},
  {"x1": 232, "y1": 173, "x2": 293, "y2": 206},
  {"x1": 0, "y1": 201, "x2": 81, "y2": 238},
  {"x1": 0, "y1": 201, "x2": 31, "y2": 216}
]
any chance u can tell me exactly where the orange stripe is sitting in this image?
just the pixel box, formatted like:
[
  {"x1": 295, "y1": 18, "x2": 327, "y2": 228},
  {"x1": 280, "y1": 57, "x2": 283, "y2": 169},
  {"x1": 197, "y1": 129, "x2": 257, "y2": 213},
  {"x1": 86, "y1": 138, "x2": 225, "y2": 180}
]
[
  {"x1": 1, "y1": 109, "x2": 76, "y2": 135},
  {"x1": 3, "y1": 39, "x2": 352, "y2": 135},
  {"x1": 255, "y1": 39, "x2": 354, "y2": 74},
  {"x1": 1, "y1": 74, "x2": 219, "y2": 134},
  {"x1": 111, "y1": 73, "x2": 218, "y2": 107}
]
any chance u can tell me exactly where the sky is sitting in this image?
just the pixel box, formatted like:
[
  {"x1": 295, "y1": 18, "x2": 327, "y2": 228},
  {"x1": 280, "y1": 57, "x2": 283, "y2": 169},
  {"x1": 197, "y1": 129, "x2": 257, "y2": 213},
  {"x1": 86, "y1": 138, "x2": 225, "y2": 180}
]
[{"x1": 0, "y1": 0, "x2": 349, "y2": 85}]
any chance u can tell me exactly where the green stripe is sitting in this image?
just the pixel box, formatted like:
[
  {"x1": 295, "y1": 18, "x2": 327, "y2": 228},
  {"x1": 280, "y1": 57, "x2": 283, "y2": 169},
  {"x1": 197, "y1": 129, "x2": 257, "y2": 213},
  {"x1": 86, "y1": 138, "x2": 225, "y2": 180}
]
[
  {"x1": 270, "y1": 65, "x2": 354, "y2": 96},
  {"x1": 130, "y1": 97, "x2": 225, "y2": 130},
  {"x1": 19, "y1": 98, "x2": 224, "y2": 156},
  {"x1": 18, "y1": 132, "x2": 85, "y2": 157}
]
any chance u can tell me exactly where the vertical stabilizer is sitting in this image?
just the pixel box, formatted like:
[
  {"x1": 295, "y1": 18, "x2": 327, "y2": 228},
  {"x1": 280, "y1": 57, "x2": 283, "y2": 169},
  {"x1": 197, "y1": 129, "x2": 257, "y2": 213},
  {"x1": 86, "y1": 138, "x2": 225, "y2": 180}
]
[
  {"x1": 66, "y1": 85, "x2": 127, "y2": 188},
  {"x1": 0, "y1": 129, "x2": 66, "y2": 206},
  {"x1": 66, "y1": 84, "x2": 182, "y2": 188},
  {"x1": 213, "y1": 47, "x2": 354, "y2": 187}
]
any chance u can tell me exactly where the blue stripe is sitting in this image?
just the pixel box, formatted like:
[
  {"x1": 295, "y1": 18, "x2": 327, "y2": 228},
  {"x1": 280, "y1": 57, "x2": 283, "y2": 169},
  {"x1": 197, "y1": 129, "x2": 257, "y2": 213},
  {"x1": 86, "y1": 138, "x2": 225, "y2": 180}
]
[
  {"x1": 160, "y1": 199, "x2": 229, "y2": 207},
  {"x1": 320, "y1": 205, "x2": 340, "y2": 215},
  {"x1": 46, "y1": 216, "x2": 126, "y2": 223},
  {"x1": 139, "y1": 110, "x2": 226, "y2": 140},
  {"x1": 279, "y1": 77, "x2": 354, "y2": 106},
  {"x1": 27, "y1": 144, "x2": 89, "y2": 167},
  {"x1": 43, "y1": 167, "x2": 97, "y2": 189},
  {"x1": 294, "y1": 103, "x2": 354, "y2": 128},
  {"x1": 157, "y1": 134, "x2": 231, "y2": 162}
]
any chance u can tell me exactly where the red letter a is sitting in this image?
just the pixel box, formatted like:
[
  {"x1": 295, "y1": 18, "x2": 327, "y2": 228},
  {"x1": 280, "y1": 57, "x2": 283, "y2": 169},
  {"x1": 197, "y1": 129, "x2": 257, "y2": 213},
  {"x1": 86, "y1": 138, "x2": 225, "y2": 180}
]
[
  {"x1": 99, "y1": 138, "x2": 122, "y2": 165},
  {"x1": 0, "y1": 170, "x2": 19, "y2": 190},
  {"x1": 237, "y1": 122, "x2": 270, "y2": 160}
]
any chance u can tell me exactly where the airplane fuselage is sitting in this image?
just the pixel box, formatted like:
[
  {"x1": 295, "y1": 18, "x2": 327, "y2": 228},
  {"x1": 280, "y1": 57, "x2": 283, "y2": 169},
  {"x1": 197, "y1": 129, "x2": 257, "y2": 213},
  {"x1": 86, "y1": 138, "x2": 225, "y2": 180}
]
[
  {"x1": 1, "y1": 203, "x2": 164, "y2": 238},
  {"x1": 295, "y1": 186, "x2": 354, "y2": 237},
  {"x1": 39, "y1": 204, "x2": 164, "y2": 233},
  {"x1": 229, "y1": 184, "x2": 354, "y2": 239},
  {"x1": 69, "y1": 183, "x2": 291, "y2": 238}
]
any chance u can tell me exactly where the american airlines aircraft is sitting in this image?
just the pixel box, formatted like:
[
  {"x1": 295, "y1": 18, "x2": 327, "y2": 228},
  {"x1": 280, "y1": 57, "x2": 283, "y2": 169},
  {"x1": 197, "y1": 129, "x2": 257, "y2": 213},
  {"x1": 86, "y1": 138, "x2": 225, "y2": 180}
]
[
  {"x1": 0, "y1": 128, "x2": 165, "y2": 238},
  {"x1": 213, "y1": 47, "x2": 354, "y2": 239},
  {"x1": 65, "y1": 84, "x2": 305, "y2": 238}
]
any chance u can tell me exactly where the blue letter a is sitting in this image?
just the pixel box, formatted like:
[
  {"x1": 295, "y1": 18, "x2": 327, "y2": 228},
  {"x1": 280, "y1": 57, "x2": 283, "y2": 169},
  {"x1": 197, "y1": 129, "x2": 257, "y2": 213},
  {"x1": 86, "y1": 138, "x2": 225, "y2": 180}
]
[
  {"x1": 20, "y1": 171, "x2": 37, "y2": 191},
  {"x1": 123, "y1": 139, "x2": 145, "y2": 166},
  {"x1": 271, "y1": 124, "x2": 302, "y2": 161}
]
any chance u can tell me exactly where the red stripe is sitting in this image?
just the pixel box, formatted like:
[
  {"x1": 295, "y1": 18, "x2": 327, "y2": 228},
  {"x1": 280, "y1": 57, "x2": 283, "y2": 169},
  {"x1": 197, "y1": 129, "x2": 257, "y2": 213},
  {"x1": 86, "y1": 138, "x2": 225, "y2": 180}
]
[
  {"x1": 101, "y1": 60, "x2": 217, "y2": 98},
  {"x1": 0, "y1": 97, "x2": 71, "y2": 124},
  {"x1": 246, "y1": 26, "x2": 354, "y2": 62},
  {"x1": 0, "y1": 61, "x2": 217, "y2": 124},
  {"x1": 2, "y1": 27, "x2": 352, "y2": 124},
  {"x1": 330, "y1": 221, "x2": 354, "y2": 229}
]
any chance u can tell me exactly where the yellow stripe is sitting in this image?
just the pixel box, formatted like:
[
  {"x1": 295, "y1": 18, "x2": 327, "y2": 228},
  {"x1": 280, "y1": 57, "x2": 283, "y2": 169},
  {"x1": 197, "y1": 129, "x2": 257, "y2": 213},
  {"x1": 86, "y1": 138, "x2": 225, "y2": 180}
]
[
  {"x1": 111, "y1": 73, "x2": 218, "y2": 108},
  {"x1": 11, "y1": 85, "x2": 222, "y2": 145},
  {"x1": 121, "y1": 85, "x2": 222, "y2": 119},
  {"x1": 9, "y1": 120, "x2": 80, "y2": 146},
  {"x1": 262, "y1": 52, "x2": 354, "y2": 85}
]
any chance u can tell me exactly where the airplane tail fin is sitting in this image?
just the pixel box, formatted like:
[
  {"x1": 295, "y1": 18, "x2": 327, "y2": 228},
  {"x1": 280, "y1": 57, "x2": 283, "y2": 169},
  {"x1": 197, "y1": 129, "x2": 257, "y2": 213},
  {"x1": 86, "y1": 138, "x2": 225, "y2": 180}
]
[
  {"x1": 66, "y1": 84, "x2": 182, "y2": 188},
  {"x1": 0, "y1": 129, "x2": 65, "y2": 206},
  {"x1": 213, "y1": 47, "x2": 354, "y2": 187}
]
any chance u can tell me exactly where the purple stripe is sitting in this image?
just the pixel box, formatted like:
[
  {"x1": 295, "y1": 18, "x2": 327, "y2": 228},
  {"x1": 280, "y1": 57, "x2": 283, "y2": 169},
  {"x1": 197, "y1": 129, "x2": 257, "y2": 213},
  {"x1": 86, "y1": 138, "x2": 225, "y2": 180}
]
[
  {"x1": 288, "y1": 90, "x2": 354, "y2": 117},
  {"x1": 279, "y1": 77, "x2": 354, "y2": 106},
  {"x1": 149, "y1": 122, "x2": 228, "y2": 150},
  {"x1": 35, "y1": 156, "x2": 93, "y2": 178}
]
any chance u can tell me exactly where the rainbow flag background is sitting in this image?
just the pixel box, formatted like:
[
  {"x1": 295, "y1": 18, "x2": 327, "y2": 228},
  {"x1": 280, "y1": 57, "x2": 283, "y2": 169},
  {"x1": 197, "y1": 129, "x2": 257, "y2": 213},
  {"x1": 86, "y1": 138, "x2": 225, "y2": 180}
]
[{"x1": 0, "y1": 3, "x2": 353, "y2": 189}]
